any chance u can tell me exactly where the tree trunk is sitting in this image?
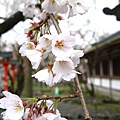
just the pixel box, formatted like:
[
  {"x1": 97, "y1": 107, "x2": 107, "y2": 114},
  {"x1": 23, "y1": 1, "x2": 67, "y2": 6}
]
[{"x1": 22, "y1": 57, "x2": 33, "y2": 97}]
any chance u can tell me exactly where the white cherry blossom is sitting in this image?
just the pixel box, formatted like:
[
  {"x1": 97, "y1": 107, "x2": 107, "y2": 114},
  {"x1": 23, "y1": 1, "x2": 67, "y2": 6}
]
[
  {"x1": 52, "y1": 32, "x2": 76, "y2": 58},
  {"x1": 15, "y1": 19, "x2": 35, "y2": 46},
  {"x1": 39, "y1": 110, "x2": 67, "y2": 120},
  {"x1": 52, "y1": 57, "x2": 76, "y2": 83},
  {"x1": 42, "y1": 0, "x2": 67, "y2": 14},
  {"x1": 71, "y1": 50, "x2": 84, "y2": 67},
  {"x1": 54, "y1": 109, "x2": 67, "y2": 120},
  {"x1": 20, "y1": 0, "x2": 37, "y2": 18},
  {"x1": 32, "y1": 67, "x2": 55, "y2": 86},
  {"x1": 53, "y1": 69, "x2": 80, "y2": 83},
  {"x1": 37, "y1": 34, "x2": 54, "y2": 53},
  {"x1": 42, "y1": 0, "x2": 60, "y2": 13},
  {"x1": 15, "y1": 33, "x2": 30, "y2": 45},
  {"x1": 23, "y1": 108, "x2": 42, "y2": 120},
  {"x1": 60, "y1": 0, "x2": 92, "y2": 17},
  {"x1": 22, "y1": 19, "x2": 34, "y2": 33},
  {"x1": 36, "y1": 100, "x2": 67, "y2": 120},
  {"x1": 0, "y1": 91, "x2": 24, "y2": 120},
  {"x1": 19, "y1": 42, "x2": 43, "y2": 69},
  {"x1": 23, "y1": 108, "x2": 30, "y2": 120},
  {"x1": 37, "y1": 10, "x2": 47, "y2": 21},
  {"x1": 38, "y1": 112, "x2": 57, "y2": 120},
  {"x1": 62, "y1": 71, "x2": 76, "y2": 81},
  {"x1": 53, "y1": 71, "x2": 76, "y2": 83},
  {"x1": 26, "y1": 49, "x2": 43, "y2": 69},
  {"x1": 19, "y1": 42, "x2": 35, "y2": 56},
  {"x1": 52, "y1": 57, "x2": 74, "y2": 75}
]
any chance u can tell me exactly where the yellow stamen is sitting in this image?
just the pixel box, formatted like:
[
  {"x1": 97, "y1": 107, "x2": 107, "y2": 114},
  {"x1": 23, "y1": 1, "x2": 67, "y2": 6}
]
[
  {"x1": 44, "y1": 37, "x2": 49, "y2": 41},
  {"x1": 27, "y1": 43, "x2": 34, "y2": 49},
  {"x1": 51, "y1": 0, "x2": 55, "y2": 4},
  {"x1": 55, "y1": 40, "x2": 64, "y2": 48},
  {"x1": 59, "y1": 61, "x2": 65, "y2": 65},
  {"x1": 14, "y1": 104, "x2": 21, "y2": 111}
]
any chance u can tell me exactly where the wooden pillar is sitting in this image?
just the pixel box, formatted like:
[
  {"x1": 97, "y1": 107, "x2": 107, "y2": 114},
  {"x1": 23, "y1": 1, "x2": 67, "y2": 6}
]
[
  {"x1": 11, "y1": 66, "x2": 16, "y2": 82},
  {"x1": 109, "y1": 59, "x2": 113, "y2": 98},
  {"x1": 2, "y1": 61, "x2": 10, "y2": 91},
  {"x1": 0, "y1": 65, "x2": 4, "y2": 90},
  {"x1": 100, "y1": 62, "x2": 103, "y2": 86},
  {"x1": 22, "y1": 57, "x2": 33, "y2": 97}
]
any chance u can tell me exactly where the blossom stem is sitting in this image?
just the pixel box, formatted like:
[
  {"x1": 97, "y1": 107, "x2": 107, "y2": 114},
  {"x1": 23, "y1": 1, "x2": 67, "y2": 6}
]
[
  {"x1": 74, "y1": 75, "x2": 92, "y2": 120},
  {"x1": 49, "y1": 13, "x2": 62, "y2": 34}
]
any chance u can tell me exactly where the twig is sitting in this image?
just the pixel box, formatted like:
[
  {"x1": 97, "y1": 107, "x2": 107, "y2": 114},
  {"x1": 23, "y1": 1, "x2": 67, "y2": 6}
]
[
  {"x1": 74, "y1": 75, "x2": 92, "y2": 120},
  {"x1": 22, "y1": 93, "x2": 79, "y2": 102},
  {"x1": 37, "y1": 93, "x2": 79, "y2": 101},
  {"x1": 49, "y1": 13, "x2": 62, "y2": 34}
]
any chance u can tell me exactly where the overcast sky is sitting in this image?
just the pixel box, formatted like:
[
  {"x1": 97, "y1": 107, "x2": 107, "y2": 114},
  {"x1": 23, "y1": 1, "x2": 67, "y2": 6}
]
[
  {"x1": 90, "y1": 0, "x2": 120, "y2": 34},
  {"x1": 68, "y1": 0, "x2": 120, "y2": 34}
]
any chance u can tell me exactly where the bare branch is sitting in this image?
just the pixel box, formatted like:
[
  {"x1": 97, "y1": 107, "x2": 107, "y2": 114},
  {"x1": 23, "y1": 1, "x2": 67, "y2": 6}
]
[
  {"x1": 37, "y1": 93, "x2": 79, "y2": 101},
  {"x1": 74, "y1": 75, "x2": 92, "y2": 120}
]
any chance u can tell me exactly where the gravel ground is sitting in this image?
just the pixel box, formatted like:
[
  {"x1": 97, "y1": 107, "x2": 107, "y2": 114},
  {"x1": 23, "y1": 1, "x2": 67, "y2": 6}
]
[{"x1": 58, "y1": 102, "x2": 120, "y2": 119}]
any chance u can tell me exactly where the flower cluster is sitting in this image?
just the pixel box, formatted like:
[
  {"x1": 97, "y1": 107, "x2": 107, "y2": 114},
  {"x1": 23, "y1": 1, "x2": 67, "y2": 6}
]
[
  {"x1": 16, "y1": 20, "x2": 84, "y2": 86},
  {"x1": 15, "y1": 0, "x2": 86, "y2": 86},
  {"x1": 0, "y1": 91, "x2": 66, "y2": 120},
  {"x1": 18, "y1": 0, "x2": 92, "y2": 18}
]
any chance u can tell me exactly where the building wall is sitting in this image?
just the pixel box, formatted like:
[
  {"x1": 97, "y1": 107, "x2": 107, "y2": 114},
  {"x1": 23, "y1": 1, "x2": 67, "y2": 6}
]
[
  {"x1": 87, "y1": 77, "x2": 120, "y2": 100},
  {"x1": 83, "y1": 34, "x2": 120, "y2": 100}
]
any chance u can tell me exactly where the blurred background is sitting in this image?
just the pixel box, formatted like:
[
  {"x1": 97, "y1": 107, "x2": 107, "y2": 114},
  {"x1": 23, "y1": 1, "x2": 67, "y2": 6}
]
[{"x1": 0, "y1": 0, "x2": 120, "y2": 120}]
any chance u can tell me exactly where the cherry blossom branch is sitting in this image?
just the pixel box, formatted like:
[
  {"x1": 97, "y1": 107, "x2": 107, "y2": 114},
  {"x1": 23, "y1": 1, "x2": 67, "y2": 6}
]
[
  {"x1": 32, "y1": 18, "x2": 49, "y2": 31},
  {"x1": 49, "y1": 13, "x2": 62, "y2": 34},
  {"x1": 50, "y1": 13, "x2": 92, "y2": 120},
  {"x1": 37, "y1": 93, "x2": 79, "y2": 101},
  {"x1": 22, "y1": 93, "x2": 79, "y2": 102},
  {"x1": 74, "y1": 75, "x2": 92, "y2": 120}
]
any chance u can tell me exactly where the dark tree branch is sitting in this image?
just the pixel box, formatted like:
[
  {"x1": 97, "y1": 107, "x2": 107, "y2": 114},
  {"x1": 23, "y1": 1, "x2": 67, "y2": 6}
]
[
  {"x1": 0, "y1": 11, "x2": 24, "y2": 36},
  {"x1": 0, "y1": 17, "x2": 6, "y2": 20},
  {"x1": 0, "y1": 3, "x2": 42, "y2": 37}
]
